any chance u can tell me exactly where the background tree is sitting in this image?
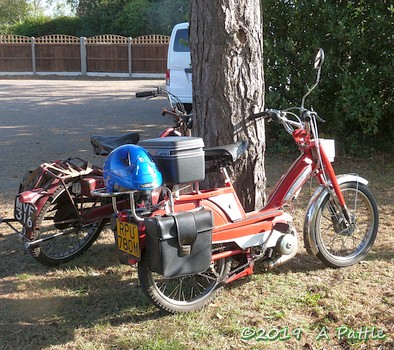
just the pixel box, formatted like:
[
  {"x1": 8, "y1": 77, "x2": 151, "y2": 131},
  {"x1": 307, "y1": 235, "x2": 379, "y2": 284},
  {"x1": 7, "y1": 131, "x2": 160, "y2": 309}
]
[
  {"x1": 190, "y1": 0, "x2": 265, "y2": 211},
  {"x1": 75, "y1": 0, "x2": 127, "y2": 36},
  {"x1": 263, "y1": 0, "x2": 393, "y2": 155},
  {"x1": 0, "y1": 0, "x2": 30, "y2": 31},
  {"x1": 12, "y1": 16, "x2": 82, "y2": 36},
  {"x1": 73, "y1": 0, "x2": 189, "y2": 37},
  {"x1": 115, "y1": 0, "x2": 189, "y2": 37}
]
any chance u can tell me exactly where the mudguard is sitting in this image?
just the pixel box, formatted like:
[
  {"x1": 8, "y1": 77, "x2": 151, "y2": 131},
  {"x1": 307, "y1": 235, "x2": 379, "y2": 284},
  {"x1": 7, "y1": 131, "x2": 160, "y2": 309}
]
[
  {"x1": 15, "y1": 185, "x2": 59, "y2": 238},
  {"x1": 303, "y1": 174, "x2": 368, "y2": 256}
]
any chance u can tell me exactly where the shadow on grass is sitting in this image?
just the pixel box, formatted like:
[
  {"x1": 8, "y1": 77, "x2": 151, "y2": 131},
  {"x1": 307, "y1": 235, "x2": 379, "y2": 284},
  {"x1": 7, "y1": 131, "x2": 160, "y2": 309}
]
[
  {"x1": 0, "y1": 235, "x2": 169, "y2": 349},
  {"x1": 0, "y1": 276, "x2": 167, "y2": 349},
  {"x1": 1, "y1": 196, "x2": 392, "y2": 349},
  {"x1": 222, "y1": 246, "x2": 394, "y2": 293}
]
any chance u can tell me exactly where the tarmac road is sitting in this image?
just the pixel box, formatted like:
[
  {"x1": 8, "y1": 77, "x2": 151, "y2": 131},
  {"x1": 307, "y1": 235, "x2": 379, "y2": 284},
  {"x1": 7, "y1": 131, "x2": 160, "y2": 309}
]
[{"x1": 0, "y1": 78, "x2": 169, "y2": 203}]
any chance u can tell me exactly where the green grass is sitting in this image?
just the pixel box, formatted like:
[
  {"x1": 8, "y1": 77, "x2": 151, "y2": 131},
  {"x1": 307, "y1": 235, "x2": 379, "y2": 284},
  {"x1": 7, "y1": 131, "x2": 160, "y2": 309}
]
[{"x1": 0, "y1": 155, "x2": 392, "y2": 350}]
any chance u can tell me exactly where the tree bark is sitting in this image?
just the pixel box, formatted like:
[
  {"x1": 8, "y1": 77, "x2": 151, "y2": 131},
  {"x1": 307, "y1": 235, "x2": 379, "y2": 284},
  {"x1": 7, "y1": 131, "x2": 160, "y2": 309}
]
[{"x1": 189, "y1": 0, "x2": 265, "y2": 211}]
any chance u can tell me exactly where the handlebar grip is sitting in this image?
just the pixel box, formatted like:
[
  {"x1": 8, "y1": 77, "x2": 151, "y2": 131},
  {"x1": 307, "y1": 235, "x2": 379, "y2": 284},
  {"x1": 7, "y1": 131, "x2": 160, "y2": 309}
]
[
  {"x1": 250, "y1": 109, "x2": 281, "y2": 121},
  {"x1": 135, "y1": 90, "x2": 157, "y2": 98},
  {"x1": 249, "y1": 111, "x2": 270, "y2": 120},
  {"x1": 162, "y1": 108, "x2": 181, "y2": 118}
]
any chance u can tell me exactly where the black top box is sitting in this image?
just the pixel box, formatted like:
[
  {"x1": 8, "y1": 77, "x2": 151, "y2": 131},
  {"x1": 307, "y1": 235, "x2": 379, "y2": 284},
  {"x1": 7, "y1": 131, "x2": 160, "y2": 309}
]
[{"x1": 139, "y1": 136, "x2": 205, "y2": 185}]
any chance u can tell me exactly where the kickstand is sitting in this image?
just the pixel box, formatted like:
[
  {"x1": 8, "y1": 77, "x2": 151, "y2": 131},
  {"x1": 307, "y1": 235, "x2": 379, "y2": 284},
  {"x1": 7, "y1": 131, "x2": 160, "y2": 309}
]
[{"x1": 0, "y1": 217, "x2": 21, "y2": 234}]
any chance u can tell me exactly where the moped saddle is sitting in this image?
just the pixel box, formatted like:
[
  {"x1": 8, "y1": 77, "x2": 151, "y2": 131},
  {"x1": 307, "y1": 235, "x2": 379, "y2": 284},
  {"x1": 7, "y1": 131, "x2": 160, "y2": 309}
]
[
  {"x1": 91, "y1": 132, "x2": 140, "y2": 155},
  {"x1": 204, "y1": 140, "x2": 249, "y2": 163}
]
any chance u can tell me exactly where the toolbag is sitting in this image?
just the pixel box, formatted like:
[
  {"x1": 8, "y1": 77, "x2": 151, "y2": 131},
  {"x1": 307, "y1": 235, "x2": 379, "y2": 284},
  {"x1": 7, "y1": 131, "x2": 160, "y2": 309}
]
[{"x1": 144, "y1": 209, "x2": 213, "y2": 278}]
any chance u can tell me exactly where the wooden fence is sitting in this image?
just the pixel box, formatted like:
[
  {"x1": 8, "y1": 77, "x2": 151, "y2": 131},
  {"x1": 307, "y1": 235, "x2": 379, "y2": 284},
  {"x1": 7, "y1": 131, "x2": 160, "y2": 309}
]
[{"x1": 0, "y1": 34, "x2": 169, "y2": 77}]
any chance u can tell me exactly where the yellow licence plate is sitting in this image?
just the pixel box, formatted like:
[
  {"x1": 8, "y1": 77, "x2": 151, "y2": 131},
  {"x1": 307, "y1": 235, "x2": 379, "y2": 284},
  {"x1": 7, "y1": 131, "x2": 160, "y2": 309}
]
[{"x1": 116, "y1": 221, "x2": 140, "y2": 260}]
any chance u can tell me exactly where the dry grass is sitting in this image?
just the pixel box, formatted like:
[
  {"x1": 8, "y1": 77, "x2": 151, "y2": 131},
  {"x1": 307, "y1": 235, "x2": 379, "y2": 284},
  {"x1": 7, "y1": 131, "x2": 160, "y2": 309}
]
[{"x1": 0, "y1": 154, "x2": 393, "y2": 350}]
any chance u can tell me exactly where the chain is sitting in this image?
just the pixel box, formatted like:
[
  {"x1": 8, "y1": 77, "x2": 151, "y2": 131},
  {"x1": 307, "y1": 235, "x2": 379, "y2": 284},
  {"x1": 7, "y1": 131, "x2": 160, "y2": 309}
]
[
  {"x1": 227, "y1": 248, "x2": 270, "y2": 278},
  {"x1": 212, "y1": 243, "x2": 270, "y2": 279}
]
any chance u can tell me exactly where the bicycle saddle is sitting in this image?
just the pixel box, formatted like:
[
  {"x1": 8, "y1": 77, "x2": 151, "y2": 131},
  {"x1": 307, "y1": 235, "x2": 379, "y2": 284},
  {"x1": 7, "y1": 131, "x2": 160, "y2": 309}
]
[
  {"x1": 204, "y1": 140, "x2": 249, "y2": 163},
  {"x1": 91, "y1": 132, "x2": 140, "y2": 156}
]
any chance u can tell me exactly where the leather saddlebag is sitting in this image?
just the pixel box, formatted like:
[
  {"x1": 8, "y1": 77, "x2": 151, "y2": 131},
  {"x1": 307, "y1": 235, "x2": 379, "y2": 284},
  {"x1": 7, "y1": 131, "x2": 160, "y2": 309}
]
[{"x1": 144, "y1": 210, "x2": 213, "y2": 278}]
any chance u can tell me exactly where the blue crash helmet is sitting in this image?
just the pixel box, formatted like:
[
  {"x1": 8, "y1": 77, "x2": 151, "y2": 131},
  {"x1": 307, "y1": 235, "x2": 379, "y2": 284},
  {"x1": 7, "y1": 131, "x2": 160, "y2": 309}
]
[{"x1": 103, "y1": 144, "x2": 162, "y2": 192}]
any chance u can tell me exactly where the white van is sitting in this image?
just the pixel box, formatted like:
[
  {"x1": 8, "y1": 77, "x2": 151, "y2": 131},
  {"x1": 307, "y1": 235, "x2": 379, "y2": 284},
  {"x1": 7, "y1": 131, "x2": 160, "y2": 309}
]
[{"x1": 166, "y1": 22, "x2": 192, "y2": 112}]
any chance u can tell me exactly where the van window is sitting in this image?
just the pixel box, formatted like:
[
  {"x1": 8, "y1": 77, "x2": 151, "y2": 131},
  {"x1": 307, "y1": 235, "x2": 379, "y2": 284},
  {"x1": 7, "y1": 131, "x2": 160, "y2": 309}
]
[{"x1": 173, "y1": 29, "x2": 189, "y2": 52}]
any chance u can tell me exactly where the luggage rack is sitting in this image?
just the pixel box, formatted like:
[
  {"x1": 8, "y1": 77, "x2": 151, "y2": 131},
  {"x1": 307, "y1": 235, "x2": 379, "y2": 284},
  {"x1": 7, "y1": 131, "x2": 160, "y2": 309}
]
[{"x1": 91, "y1": 186, "x2": 174, "y2": 222}]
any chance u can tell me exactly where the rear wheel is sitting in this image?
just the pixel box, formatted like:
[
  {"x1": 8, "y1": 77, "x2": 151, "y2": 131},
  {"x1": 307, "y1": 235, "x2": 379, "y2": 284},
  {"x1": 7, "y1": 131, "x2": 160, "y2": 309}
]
[
  {"x1": 30, "y1": 184, "x2": 107, "y2": 266},
  {"x1": 138, "y1": 246, "x2": 231, "y2": 313},
  {"x1": 313, "y1": 182, "x2": 378, "y2": 267}
]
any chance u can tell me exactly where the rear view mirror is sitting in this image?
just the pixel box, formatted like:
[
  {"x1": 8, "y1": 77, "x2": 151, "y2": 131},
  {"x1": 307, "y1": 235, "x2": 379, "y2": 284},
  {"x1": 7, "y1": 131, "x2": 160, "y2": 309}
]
[
  {"x1": 314, "y1": 48, "x2": 325, "y2": 70},
  {"x1": 301, "y1": 48, "x2": 325, "y2": 109}
]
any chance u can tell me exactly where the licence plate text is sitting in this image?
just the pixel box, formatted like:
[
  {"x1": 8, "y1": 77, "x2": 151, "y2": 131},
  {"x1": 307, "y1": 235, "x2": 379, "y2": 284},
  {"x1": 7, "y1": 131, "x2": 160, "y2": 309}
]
[
  {"x1": 14, "y1": 196, "x2": 36, "y2": 229},
  {"x1": 116, "y1": 221, "x2": 140, "y2": 260}
]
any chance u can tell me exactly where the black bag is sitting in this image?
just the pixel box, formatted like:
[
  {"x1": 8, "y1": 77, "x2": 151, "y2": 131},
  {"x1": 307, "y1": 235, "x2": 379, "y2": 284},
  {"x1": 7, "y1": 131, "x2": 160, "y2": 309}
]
[{"x1": 144, "y1": 210, "x2": 213, "y2": 278}]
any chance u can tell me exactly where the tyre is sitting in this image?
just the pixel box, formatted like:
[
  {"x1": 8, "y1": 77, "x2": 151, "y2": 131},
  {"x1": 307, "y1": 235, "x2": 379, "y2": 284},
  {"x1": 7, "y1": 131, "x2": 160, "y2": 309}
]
[
  {"x1": 313, "y1": 182, "x2": 378, "y2": 267},
  {"x1": 30, "y1": 184, "x2": 107, "y2": 266},
  {"x1": 138, "y1": 246, "x2": 232, "y2": 313}
]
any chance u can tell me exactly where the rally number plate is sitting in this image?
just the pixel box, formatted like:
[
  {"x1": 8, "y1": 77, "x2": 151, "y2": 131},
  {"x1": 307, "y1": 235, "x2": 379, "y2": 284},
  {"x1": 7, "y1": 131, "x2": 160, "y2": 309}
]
[
  {"x1": 14, "y1": 196, "x2": 37, "y2": 229},
  {"x1": 116, "y1": 221, "x2": 140, "y2": 260}
]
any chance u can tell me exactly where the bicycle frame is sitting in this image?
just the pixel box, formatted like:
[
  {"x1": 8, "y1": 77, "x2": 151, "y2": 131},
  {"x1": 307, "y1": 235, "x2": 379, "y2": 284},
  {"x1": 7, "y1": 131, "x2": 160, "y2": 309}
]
[
  {"x1": 13, "y1": 159, "x2": 106, "y2": 239},
  {"x1": 266, "y1": 137, "x2": 346, "y2": 211}
]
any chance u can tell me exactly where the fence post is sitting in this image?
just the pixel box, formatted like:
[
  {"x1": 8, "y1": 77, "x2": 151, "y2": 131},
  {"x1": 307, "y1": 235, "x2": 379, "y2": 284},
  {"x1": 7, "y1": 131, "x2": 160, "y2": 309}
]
[
  {"x1": 31, "y1": 37, "x2": 36, "y2": 75},
  {"x1": 128, "y1": 37, "x2": 133, "y2": 78},
  {"x1": 80, "y1": 37, "x2": 87, "y2": 76}
]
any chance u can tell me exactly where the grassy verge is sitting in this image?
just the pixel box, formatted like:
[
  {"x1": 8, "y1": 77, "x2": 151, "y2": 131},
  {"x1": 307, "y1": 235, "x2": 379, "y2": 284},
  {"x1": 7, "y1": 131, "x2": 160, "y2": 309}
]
[{"x1": 0, "y1": 155, "x2": 392, "y2": 350}]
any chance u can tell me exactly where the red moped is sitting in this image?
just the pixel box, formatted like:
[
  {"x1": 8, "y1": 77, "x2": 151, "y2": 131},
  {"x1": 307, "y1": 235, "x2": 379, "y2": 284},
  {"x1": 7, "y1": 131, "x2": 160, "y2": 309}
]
[{"x1": 97, "y1": 49, "x2": 379, "y2": 313}]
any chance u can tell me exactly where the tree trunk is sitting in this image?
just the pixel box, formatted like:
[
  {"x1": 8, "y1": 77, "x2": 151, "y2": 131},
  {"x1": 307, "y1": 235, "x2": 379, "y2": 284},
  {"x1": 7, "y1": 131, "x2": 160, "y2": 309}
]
[{"x1": 189, "y1": 0, "x2": 265, "y2": 211}]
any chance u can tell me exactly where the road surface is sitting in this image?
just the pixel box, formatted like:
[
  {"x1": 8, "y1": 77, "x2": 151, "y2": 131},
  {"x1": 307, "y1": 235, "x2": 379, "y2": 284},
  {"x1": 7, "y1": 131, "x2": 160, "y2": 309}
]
[{"x1": 0, "y1": 78, "x2": 169, "y2": 204}]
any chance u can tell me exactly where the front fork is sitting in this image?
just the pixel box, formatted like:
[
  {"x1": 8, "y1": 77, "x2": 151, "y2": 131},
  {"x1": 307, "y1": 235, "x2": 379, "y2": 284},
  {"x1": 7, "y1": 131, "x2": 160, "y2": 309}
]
[
  {"x1": 317, "y1": 146, "x2": 352, "y2": 225},
  {"x1": 303, "y1": 173, "x2": 368, "y2": 256}
]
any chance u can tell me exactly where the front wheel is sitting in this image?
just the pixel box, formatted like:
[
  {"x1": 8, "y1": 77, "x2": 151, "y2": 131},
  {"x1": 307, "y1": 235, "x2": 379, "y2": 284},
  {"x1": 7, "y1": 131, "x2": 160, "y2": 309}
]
[
  {"x1": 138, "y1": 247, "x2": 231, "y2": 313},
  {"x1": 30, "y1": 184, "x2": 107, "y2": 266},
  {"x1": 313, "y1": 182, "x2": 378, "y2": 267}
]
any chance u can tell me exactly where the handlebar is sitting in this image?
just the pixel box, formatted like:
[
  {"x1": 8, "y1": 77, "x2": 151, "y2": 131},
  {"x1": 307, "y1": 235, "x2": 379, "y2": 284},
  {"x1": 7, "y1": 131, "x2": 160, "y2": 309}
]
[
  {"x1": 135, "y1": 87, "x2": 193, "y2": 132},
  {"x1": 249, "y1": 108, "x2": 284, "y2": 122},
  {"x1": 135, "y1": 87, "x2": 188, "y2": 115},
  {"x1": 135, "y1": 88, "x2": 160, "y2": 98},
  {"x1": 251, "y1": 106, "x2": 327, "y2": 138},
  {"x1": 250, "y1": 108, "x2": 305, "y2": 135},
  {"x1": 249, "y1": 111, "x2": 270, "y2": 120},
  {"x1": 161, "y1": 108, "x2": 182, "y2": 118},
  {"x1": 302, "y1": 110, "x2": 326, "y2": 123},
  {"x1": 162, "y1": 108, "x2": 193, "y2": 130},
  {"x1": 250, "y1": 109, "x2": 284, "y2": 122}
]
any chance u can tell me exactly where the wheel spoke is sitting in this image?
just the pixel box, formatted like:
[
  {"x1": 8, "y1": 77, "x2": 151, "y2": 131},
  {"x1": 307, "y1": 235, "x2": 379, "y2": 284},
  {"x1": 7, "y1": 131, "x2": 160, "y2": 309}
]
[
  {"x1": 139, "y1": 245, "x2": 231, "y2": 312},
  {"x1": 197, "y1": 272, "x2": 217, "y2": 282},
  {"x1": 31, "y1": 185, "x2": 105, "y2": 265}
]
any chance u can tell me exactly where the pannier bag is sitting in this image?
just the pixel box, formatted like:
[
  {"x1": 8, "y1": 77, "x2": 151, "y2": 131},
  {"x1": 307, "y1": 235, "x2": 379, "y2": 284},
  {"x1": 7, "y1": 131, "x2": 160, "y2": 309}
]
[{"x1": 144, "y1": 210, "x2": 213, "y2": 278}]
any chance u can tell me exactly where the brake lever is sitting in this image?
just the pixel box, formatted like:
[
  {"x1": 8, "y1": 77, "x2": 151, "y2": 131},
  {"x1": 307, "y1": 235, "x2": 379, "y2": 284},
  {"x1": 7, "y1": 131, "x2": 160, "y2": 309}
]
[
  {"x1": 307, "y1": 108, "x2": 326, "y2": 123},
  {"x1": 315, "y1": 113, "x2": 326, "y2": 123}
]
